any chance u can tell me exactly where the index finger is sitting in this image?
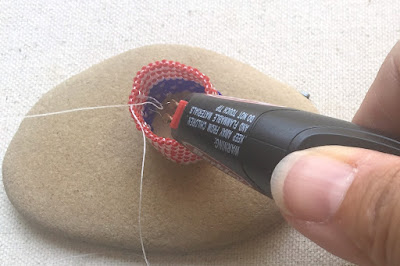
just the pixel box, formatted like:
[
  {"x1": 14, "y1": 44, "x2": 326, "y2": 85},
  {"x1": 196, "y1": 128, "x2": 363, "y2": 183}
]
[{"x1": 353, "y1": 41, "x2": 400, "y2": 139}]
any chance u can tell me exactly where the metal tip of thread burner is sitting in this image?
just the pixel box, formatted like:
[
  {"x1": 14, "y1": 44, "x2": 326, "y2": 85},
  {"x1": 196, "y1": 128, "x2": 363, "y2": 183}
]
[
  {"x1": 162, "y1": 113, "x2": 173, "y2": 123},
  {"x1": 162, "y1": 98, "x2": 180, "y2": 124}
]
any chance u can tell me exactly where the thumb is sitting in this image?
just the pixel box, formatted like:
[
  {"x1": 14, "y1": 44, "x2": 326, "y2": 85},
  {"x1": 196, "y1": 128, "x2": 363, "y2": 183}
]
[{"x1": 271, "y1": 146, "x2": 400, "y2": 266}]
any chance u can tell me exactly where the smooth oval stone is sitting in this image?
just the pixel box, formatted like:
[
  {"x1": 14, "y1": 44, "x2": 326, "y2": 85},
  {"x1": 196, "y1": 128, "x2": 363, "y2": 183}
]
[{"x1": 3, "y1": 45, "x2": 317, "y2": 252}]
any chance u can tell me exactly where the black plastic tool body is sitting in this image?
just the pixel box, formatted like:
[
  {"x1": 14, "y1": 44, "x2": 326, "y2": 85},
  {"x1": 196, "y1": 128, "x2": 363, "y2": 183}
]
[{"x1": 171, "y1": 93, "x2": 400, "y2": 197}]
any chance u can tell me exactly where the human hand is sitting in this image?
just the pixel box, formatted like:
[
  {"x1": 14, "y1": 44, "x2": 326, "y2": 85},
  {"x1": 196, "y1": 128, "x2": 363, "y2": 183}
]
[{"x1": 271, "y1": 41, "x2": 400, "y2": 266}]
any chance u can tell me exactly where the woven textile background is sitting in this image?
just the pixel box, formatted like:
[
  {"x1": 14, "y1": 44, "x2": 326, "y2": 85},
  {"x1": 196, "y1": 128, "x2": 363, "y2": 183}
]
[{"x1": 1, "y1": 1, "x2": 399, "y2": 265}]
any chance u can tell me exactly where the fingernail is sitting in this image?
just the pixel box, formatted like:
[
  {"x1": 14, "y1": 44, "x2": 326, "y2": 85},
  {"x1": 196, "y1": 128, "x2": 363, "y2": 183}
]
[{"x1": 271, "y1": 150, "x2": 355, "y2": 222}]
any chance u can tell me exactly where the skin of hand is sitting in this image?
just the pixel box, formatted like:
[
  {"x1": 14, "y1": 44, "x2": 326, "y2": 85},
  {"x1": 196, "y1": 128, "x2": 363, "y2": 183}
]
[{"x1": 271, "y1": 41, "x2": 400, "y2": 266}]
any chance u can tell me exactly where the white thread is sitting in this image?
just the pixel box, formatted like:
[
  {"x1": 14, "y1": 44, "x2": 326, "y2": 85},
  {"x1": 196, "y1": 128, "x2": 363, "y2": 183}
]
[
  {"x1": 16, "y1": 100, "x2": 162, "y2": 266},
  {"x1": 51, "y1": 253, "x2": 100, "y2": 263},
  {"x1": 138, "y1": 95, "x2": 163, "y2": 104},
  {"x1": 130, "y1": 104, "x2": 150, "y2": 266},
  {"x1": 24, "y1": 102, "x2": 162, "y2": 118},
  {"x1": 48, "y1": 250, "x2": 145, "y2": 264}
]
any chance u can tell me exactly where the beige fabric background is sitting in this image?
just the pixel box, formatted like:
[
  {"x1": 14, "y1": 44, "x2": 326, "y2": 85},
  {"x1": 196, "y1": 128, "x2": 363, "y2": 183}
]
[{"x1": 1, "y1": 0, "x2": 399, "y2": 265}]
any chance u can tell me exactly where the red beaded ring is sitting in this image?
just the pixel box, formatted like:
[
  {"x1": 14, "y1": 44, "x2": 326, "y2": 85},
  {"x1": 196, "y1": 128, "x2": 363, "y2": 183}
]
[{"x1": 128, "y1": 60, "x2": 219, "y2": 164}]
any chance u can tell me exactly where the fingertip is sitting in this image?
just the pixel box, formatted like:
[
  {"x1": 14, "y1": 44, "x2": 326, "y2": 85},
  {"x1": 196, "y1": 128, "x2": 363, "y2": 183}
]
[{"x1": 271, "y1": 151, "x2": 305, "y2": 216}]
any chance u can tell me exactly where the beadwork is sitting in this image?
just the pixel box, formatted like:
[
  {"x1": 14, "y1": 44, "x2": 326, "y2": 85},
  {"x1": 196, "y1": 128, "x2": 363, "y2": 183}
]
[{"x1": 129, "y1": 60, "x2": 219, "y2": 163}]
